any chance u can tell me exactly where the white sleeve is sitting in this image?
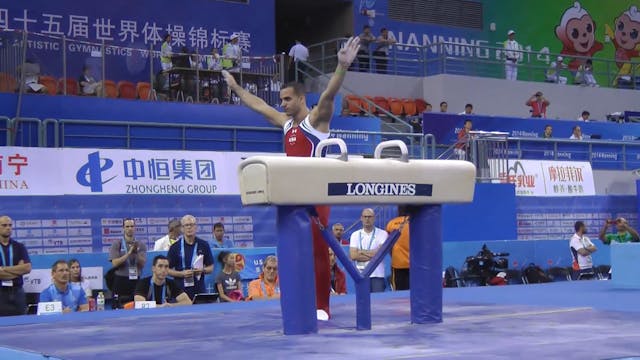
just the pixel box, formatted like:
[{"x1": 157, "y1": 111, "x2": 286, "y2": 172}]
[
  {"x1": 570, "y1": 236, "x2": 584, "y2": 250},
  {"x1": 349, "y1": 231, "x2": 359, "y2": 248},
  {"x1": 288, "y1": 46, "x2": 295, "y2": 57}
]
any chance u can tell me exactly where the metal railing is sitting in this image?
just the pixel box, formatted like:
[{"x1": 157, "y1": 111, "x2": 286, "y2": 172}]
[
  {"x1": 0, "y1": 28, "x2": 285, "y2": 105},
  {"x1": 308, "y1": 37, "x2": 640, "y2": 89}
]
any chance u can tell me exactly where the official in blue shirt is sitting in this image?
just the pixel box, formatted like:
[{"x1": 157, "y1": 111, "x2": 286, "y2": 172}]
[
  {"x1": 167, "y1": 215, "x2": 214, "y2": 300},
  {"x1": 211, "y1": 222, "x2": 234, "y2": 248},
  {"x1": 39, "y1": 260, "x2": 89, "y2": 313}
]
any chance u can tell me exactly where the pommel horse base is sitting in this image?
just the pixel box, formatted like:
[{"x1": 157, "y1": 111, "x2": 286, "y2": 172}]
[{"x1": 238, "y1": 139, "x2": 476, "y2": 335}]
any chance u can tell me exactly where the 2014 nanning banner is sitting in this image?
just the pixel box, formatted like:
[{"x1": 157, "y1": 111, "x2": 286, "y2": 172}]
[{"x1": 0, "y1": 147, "x2": 278, "y2": 196}]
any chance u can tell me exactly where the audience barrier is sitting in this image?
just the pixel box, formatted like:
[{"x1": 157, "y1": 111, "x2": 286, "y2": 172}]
[{"x1": 21, "y1": 238, "x2": 613, "y2": 301}]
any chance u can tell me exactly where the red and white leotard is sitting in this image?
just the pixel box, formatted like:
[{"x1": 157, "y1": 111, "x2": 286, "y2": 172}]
[{"x1": 283, "y1": 115, "x2": 330, "y2": 157}]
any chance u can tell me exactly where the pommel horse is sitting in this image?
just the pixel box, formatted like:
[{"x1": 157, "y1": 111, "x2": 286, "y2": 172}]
[{"x1": 238, "y1": 139, "x2": 476, "y2": 335}]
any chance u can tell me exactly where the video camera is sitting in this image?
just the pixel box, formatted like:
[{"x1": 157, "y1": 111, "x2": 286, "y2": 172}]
[{"x1": 463, "y1": 244, "x2": 510, "y2": 286}]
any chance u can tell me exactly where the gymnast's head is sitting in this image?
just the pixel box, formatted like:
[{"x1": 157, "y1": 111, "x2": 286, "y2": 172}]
[{"x1": 279, "y1": 82, "x2": 307, "y2": 118}]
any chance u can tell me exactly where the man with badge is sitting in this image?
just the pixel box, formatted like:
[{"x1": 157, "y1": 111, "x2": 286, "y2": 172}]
[
  {"x1": 108, "y1": 218, "x2": 147, "y2": 305},
  {"x1": 0, "y1": 216, "x2": 32, "y2": 316},
  {"x1": 349, "y1": 208, "x2": 388, "y2": 293},
  {"x1": 39, "y1": 260, "x2": 89, "y2": 313},
  {"x1": 134, "y1": 255, "x2": 191, "y2": 307},
  {"x1": 168, "y1": 215, "x2": 214, "y2": 300}
]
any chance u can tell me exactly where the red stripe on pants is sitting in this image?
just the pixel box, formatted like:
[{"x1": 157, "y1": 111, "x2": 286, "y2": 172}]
[{"x1": 312, "y1": 205, "x2": 331, "y2": 316}]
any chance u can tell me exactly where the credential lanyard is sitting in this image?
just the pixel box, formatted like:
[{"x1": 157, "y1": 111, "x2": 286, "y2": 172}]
[
  {"x1": 121, "y1": 238, "x2": 135, "y2": 266},
  {"x1": 181, "y1": 239, "x2": 198, "y2": 270},
  {"x1": 0, "y1": 243, "x2": 12, "y2": 267},
  {"x1": 359, "y1": 229, "x2": 376, "y2": 251},
  {"x1": 149, "y1": 278, "x2": 166, "y2": 304},
  {"x1": 260, "y1": 281, "x2": 279, "y2": 296}
]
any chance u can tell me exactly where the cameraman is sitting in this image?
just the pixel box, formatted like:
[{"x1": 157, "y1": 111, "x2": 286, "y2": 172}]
[{"x1": 599, "y1": 217, "x2": 640, "y2": 245}]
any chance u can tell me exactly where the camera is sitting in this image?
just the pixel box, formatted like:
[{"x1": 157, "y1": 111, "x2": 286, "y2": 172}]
[{"x1": 462, "y1": 244, "x2": 510, "y2": 286}]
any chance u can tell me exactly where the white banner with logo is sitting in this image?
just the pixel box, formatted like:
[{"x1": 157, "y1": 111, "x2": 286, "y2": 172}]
[
  {"x1": 0, "y1": 147, "x2": 282, "y2": 196},
  {"x1": 23, "y1": 266, "x2": 104, "y2": 293},
  {"x1": 492, "y1": 159, "x2": 595, "y2": 197}
]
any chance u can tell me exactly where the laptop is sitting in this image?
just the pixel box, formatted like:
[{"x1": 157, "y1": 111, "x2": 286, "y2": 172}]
[{"x1": 192, "y1": 293, "x2": 219, "y2": 304}]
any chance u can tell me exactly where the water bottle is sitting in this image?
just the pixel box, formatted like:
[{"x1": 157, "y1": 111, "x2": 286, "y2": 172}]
[{"x1": 96, "y1": 292, "x2": 105, "y2": 311}]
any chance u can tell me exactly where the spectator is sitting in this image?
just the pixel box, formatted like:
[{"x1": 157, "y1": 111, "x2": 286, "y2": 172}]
[
  {"x1": 409, "y1": 118, "x2": 422, "y2": 134},
  {"x1": 373, "y1": 28, "x2": 396, "y2": 74},
  {"x1": 425, "y1": 103, "x2": 433, "y2": 112},
  {"x1": 215, "y1": 251, "x2": 243, "y2": 302},
  {"x1": 386, "y1": 206, "x2": 410, "y2": 291},
  {"x1": 18, "y1": 59, "x2": 46, "y2": 94},
  {"x1": 78, "y1": 65, "x2": 102, "y2": 96},
  {"x1": 543, "y1": 124, "x2": 553, "y2": 139},
  {"x1": 0, "y1": 215, "x2": 32, "y2": 316},
  {"x1": 328, "y1": 248, "x2": 346, "y2": 295},
  {"x1": 526, "y1": 91, "x2": 549, "y2": 118},
  {"x1": 332, "y1": 223, "x2": 349, "y2": 245},
  {"x1": 458, "y1": 103, "x2": 474, "y2": 115},
  {"x1": 247, "y1": 255, "x2": 280, "y2": 300},
  {"x1": 504, "y1": 30, "x2": 521, "y2": 80},
  {"x1": 68, "y1": 259, "x2": 92, "y2": 300},
  {"x1": 575, "y1": 59, "x2": 598, "y2": 87},
  {"x1": 288, "y1": 40, "x2": 309, "y2": 83},
  {"x1": 439, "y1": 101, "x2": 448, "y2": 113},
  {"x1": 349, "y1": 208, "x2": 388, "y2": 293},
  {"x1": 570, "y1": 221, "x2": 597, "y2": 280},
  {"x1": 160, "y1": 34, "x2": 173, "y2": 71},
  {"x1": 357, "y1": 25, "x2": 375, "y2": 72},
  {"x1": 578, "y1": 110, "x2": 590, "y2": 121},
  {"x1": 222, "y1": 33, "x2": 242, "y2": 71},
  {"x1": 134, "y1": 255, "x2": 191, "y2": 307},
  {"x1": 211, "y1": 222, "x2": 234, "y2": 248},
  {"x1": 153, "y1": 219, "x2": 182, "y2": 251},
  {"x1": 108, "y1": 218, "x2": 147, "y2": 305},
  {"x1": 569, "y1": 125, "x2": 583, "y2": 140},
  {"x1": 455, "y1": 119, "x2": 472, "y2": 160},
  {"x1": 39, "y1": 260, "x2": 88, "y2": 313},
  {"x1": 206, "y1": 48, "x2": 222, "y2": 70},
  {"x1": 599, "y1": 217, "x2": 640, "y2": 245},
  {"x1": 546, "y1": 56, "x2": 568, "y2": 84},
  {"x1": 167, "y1": 215, "x2": 214, "y2": 300}
]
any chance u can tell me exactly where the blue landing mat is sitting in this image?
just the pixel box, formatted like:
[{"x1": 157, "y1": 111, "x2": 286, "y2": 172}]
[{"x1": 0, "y1": 281, "x2": 639, "y2": 360}]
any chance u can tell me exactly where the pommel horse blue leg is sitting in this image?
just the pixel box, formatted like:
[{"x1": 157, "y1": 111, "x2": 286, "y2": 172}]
[{"x1": 275, "y1": 204, "x2": 443, "y2": 335}]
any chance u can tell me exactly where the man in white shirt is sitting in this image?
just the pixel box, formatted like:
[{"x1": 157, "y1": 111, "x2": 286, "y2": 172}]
[
  {"x1": 577, "y1": 111, "x2": 590, "y2": 121},
  {"x1": 458, "y1": 103, "x2": 474, "y2": 115},
  {"x1": 504, "y1": 30, "x2": 521, "y2": 81},
  {"x1": 153, "y1": 219, "x2": 182, "y2": 251},
  {"x1": 288, "y1": 40, "x2": 309, "y2": 82},
  {"x1": 569, "y1": 125, "x2": 583, "y2": 140},
  {"x1": 349, "y1": 208, "x2": 388, "y2": 292},
  {"x1": 570, "y1": 221, "x2": 597, "y2": 280}
]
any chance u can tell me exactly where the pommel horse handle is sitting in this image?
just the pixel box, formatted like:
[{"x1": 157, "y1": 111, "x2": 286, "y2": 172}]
[
  {"x1": 374, "y1": 140, "x2": 409, "y2": 162},
  {"x1": 314, "y1": 138, "x2": 348, "y2": 161}
]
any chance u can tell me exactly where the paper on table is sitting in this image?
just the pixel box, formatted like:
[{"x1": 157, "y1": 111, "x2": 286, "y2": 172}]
[{"x1": 193, "y1": 254, "x2": 204, "y2": 281}]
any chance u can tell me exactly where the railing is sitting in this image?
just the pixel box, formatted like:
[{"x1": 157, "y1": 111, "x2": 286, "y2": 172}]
[
  {"x1": 0, "y1": 29, "x2": 285, "y2": 105},
  {"x1": 308, "y1": 37, "x2": 640, "y2": 89}
]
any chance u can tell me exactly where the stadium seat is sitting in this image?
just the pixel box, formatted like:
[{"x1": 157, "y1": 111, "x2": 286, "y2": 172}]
[
  {"x1": 402, "y1": 99, "x2": 417, "y2": 116},
  {"x1": 345, "y1": 95, "x2": 364, "y2": 115},
  {"x1": 136, "y1": 82, "x2": 154, "y2": 100},
  {"x1": 117, "y1": 81, "x2": 136, "y2": 99},
  {"x1": 103, "y1": 80, "x2": 118, "y2": 98},
  {"x1": 415, "y1": 98, "x2": 428, "y2": 113},
  {"x1": 38, "y1": 75, "x2": 58, "y2": 96},
  {"x1": 387, "y1": 97, "x2": 403, "y2": 117},
  {"x1": 373, "y1": 96, "x2": 390, "y2": 115},
  {"x1": 58, "y1": 78, "x2": 79, "y2": 95},
  {"x1": 546, "y1": 266, "x2": 571, "y2": 282},
  {"x1": 363, "y1": 96, "x2": 376, "y2": 114},
  {"x1": 0, "y1": 73, "x2": 17, "y2": 93}
]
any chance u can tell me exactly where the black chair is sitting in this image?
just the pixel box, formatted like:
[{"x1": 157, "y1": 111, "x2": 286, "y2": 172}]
[
  {"x1": 595, "y1": 265, "x2": 611, "y2": 280},
  {"x1": 505, "y1": 269, "x2": 524, "y2": 285},
  {"x1": 546, "y1": 266, "x2": 571, "y2": 282}
]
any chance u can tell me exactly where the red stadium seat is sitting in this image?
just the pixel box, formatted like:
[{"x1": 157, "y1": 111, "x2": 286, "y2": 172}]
[
  {"x1": 373, "y1": 96, "x2": 390, "y2": 115},
  {"x1": 38, "y1": 75, "x2": 58, "y2": 96},
  {"x1": 136, "y1": 82, "x2": 152, "y2": 100},
  {"x1": 363, "y1": 96, "x2": 376, "y2": 114},
  {"x1": 117, "y1": 81, "x2": 136, "y2": 99},
  {"x1": 415, "y1": 98, "x2": 428, "y2": 114},
  {"x1": 103, "y1": 80, "x2": 118, "y2": 98},
  {"x1": 345, "y1": 95, "x2": 364, "y2": 115},
  {"x1": 58, "y1": 78, "x2": 79, "y2": 95},
  {"x1": 402, "y1": 99, "x2": 417, "y2": 116},
  {"x1": 0, "y1": 73, "x2": 17, "y2": 93},
  {"x1": 387, "y1": 97, "x2": 403, "y2": 117}
]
